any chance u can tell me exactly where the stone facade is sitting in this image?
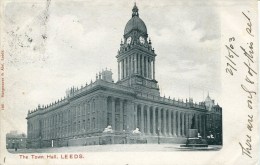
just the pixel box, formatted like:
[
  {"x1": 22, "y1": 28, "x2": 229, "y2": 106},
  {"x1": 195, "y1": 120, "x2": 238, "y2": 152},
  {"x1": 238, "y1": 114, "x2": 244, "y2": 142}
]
[{"x1": 26, "y1": 4, "x2": 222, "y2": 148}]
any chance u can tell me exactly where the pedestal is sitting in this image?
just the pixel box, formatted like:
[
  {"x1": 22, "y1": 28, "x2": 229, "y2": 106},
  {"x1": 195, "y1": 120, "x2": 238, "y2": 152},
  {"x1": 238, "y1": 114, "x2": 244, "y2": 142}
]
[{"x1": 180, "y1": 129, "x2": 208, "y2": 148}]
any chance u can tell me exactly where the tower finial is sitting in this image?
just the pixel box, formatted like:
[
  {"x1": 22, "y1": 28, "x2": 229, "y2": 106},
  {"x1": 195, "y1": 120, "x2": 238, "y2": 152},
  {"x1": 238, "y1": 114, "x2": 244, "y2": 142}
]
[{"x1": 132, "y1": 2, "x2": 139, "y2": 17}]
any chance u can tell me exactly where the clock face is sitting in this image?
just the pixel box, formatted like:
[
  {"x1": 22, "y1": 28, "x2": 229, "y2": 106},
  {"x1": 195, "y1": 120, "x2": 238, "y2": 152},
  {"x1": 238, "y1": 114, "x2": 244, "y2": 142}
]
[
  {"x1": 126, "y1": 37, "x2": 132, "y2": 44},
  {"x1": 139, "y1": 36, "x2": 145, "y2": 44}
]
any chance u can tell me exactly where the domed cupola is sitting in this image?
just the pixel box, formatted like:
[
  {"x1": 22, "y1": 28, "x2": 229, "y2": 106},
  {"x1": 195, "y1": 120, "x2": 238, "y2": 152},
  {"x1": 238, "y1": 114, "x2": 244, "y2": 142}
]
[{"x1": 124, "y1": 3, "x2": 147, "y2": 36}]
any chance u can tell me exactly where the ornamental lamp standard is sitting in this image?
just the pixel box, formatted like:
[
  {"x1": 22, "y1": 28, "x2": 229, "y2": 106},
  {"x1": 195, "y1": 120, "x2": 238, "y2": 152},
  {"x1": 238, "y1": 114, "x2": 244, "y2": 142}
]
[{"x1": 157, "y1": 128, "x2": 160, "y2": 144}]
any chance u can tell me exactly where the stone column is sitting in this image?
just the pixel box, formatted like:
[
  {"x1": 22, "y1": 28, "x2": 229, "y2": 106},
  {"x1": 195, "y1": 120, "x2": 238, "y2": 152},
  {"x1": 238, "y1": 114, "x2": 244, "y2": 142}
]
[
  {"x1": 91, "y1": 100, "x2": 96, "y2": 130},
  {"x1": 140, "y1": 105, "x2": 144, "y2": 133},
  {"x1": 136, "y1": 54, "x2": 138, "y2": 74},
  {"x1": 128, "y1": 57, "x2": 130, "y2": 76},
  {"x1": 96, "y1": 98, "x2": 101, "y2": 131},
  {"x1": 150, "y1": 59, "x2": 153, "y2": 79},
  {"x1": 118, "y1": 61, "x2": 120, "y2": 81},
  {"x1": 134, "y1": 54, "x2": 137, "y2": 74},
  {"x1": 172, "y1": 111, "x2": 176, "y2": 136},
  {"x1": 127, "y1": 57, "x2": 129, "y2": 77},
  {"x1": 203, "y1": 115, "x2": 206, "y2": 138},
  {"x1": 147, "y1": 107, "x2": 150, "y2": 135},
  {"x1": 199, "y1": 115, "x2": 202, "y2": 134},
  {"x1": 142, "y1": 55, "x2": 145, "y2": 77},
  {"x1": 186, "y1": 113, "x2": 189, "y2": 132},
  {"x1": 66, "y1": 114, "x2": 68, "y2": 137},
  {"x1": 103, "y1": 96, "x2": 108, "y2": 129},
  {"x1": 196, "y1": 114, "x2": 199, "y2": 130},
  {"x1": 180, "y1": 113, "x2": 183, "y2": 136},
  {"x1": 120, "y1": 99, "x2": 124, "y2": 131},
  {"x1": 146, "y1": 57, "x2": 149, "y2": 78},
  {"x1": 121, "y1": 60, "x2": 123, "y2": 79},
  {"x1": 197, "y1": 114, "x2": 200, "y2": 133},
  {"x1": 185, "y1": 113, "x2": 189, "y2": 137},
  {"x1": 123, "y1": 59, "x2": 125, "y2": 78},
  {"x1": 73, "y1": 107, "x2": 76, "y2": 134},
  {"x1": 163, "y1": 109, "x2": 167, "y2": 135},
  {"x1": 123, "y1": 100, "x2": 131, "y2": 131},
  {"x1": 134, "y1": 103, "x2": 137, "y2": 129},
  {"x1": 111, "y1": 98, "x2": 115, "y2": 130},
  {"x1": 127, "y1": 57, "x2": 129, "y2": 76},
  {"x1": 149, "y1": 58, "x2": 151, "y2": 78},
  {"x1": 121, "y1": 61, "x2": 123, "y2": 80},
  {"x1": 152, "y1": 108, "x2": 156, "y2": 135},
  {"x1": 84, "y1": 104, "x2": 87, "y2": 134},
  {"x1": 177, "y1": 112, "x2": 181, "y2": 136},
  {"x1": 153, "y1": 59, "x2": 155, "y2": 79},
  {"x1": 139, "y1": 55, "x2": 141, "y2": 76},
  {"x1": 120, "y1": 60, "x2": 124, "y2": 80},
  {"x1": 88, "y1": 104, "x2": 92, "y2": 132},
  {"x1": 125, "y1": 58, "x2": 128, "y2": 77},
  {"x1": 168, "y1": 110, "x2": 172, "y2": 136},
  {"x1": 132, "y1": 102, "x2": 135, "y2": 130},
  {"x1": 124, "y1": 57, "x2": 127, "y2": 77},
  {"x1": 95, "y1": 100, "x2": 98, "y2": 131},
  {"x1": 130, "y1": 55, "x2": 133, "y2": 75},
  {"x1": 139, "y1": 54, "x2": 141, "y2": 75},
  {"x1": 189, "y1": 114, "x2": 193, "y2": 130},
  {"x1": 148, "y1": 58, "x2": 151, "y2": 78},
  {"x1": 158, "y1": 109, "x2": 162, "y2": 135},
  {"x1": 132, "y1": 56, "x2": 134, "y2": 75},
  {"x1": 127, "y1": 101, "x2": 134, "y2": 130},
  {"x1": 183, "y1": 113, "x2": 186, "y2": 137},
  {"x1": 129, "y1": 56, "x2": 131, "y2": 76}
]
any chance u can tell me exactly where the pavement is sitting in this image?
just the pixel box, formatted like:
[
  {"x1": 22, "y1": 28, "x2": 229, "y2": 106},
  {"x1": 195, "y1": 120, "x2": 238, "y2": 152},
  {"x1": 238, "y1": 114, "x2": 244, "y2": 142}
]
[{"x1": 7, "y1": 144, "x2": 222, "y2": 153}]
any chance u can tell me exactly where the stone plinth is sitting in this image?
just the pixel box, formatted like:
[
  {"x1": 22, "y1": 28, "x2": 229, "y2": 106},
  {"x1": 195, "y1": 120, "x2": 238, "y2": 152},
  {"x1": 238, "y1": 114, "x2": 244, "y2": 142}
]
[
  {"x1": 180, "y1": 129, "x2": 208, "y2": 148},
  {"x1": 188, "y1": 129, "x2": 198, "y2": 138}
]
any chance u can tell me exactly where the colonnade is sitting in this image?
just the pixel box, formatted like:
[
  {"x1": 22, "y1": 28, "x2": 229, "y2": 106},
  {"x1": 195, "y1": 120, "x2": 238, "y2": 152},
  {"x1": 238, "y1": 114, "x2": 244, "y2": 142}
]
[
  {"x1": 118, "y1": 53, "x2": 155, "y2": 80},
  {"x1": 106, "y1": 97, "x2": 132, "y2": 131},
  {"x1": 135, "y1": 104, "x2": 206, "y2": 137}
]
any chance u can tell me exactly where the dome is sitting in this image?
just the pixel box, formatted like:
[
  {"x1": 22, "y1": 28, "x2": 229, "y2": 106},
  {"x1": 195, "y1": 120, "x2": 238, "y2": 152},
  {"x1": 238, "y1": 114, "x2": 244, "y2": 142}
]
[
  {"x1": 205, "y1": 95, "x2": 211, "y2": 102},
  {"x1": 124, "y1": 3, "x2": 147, "y2": 35},
  {"x1": 124, "y1": 16, "x2": 147, "y2": 35}
]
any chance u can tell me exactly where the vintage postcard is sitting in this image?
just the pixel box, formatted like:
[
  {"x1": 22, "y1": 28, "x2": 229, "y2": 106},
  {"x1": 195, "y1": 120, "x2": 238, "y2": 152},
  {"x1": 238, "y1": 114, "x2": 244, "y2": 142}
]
[{"x1": 0, "y1": 0, "x2": 258, "y2": 165}]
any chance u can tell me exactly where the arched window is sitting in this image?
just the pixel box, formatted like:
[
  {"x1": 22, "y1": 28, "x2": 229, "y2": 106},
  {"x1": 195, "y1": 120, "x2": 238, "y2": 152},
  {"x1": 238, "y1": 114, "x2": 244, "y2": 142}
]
[
  {"x1": 92, "y1": 100, "x2": 96, "y2": 113},
  {"x1": 83, "y1": 120, "x2": 86, "y2": 130},
  {"x1": 92, "y1": 118, "x2": 96, "y2": 128}
]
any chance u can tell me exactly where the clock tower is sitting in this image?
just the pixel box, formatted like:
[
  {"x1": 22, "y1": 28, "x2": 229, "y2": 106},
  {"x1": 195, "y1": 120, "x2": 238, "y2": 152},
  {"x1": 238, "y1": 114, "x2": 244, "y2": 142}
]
[{"x1": 116, "y1": 3, "x2": 160, "y2": 96}]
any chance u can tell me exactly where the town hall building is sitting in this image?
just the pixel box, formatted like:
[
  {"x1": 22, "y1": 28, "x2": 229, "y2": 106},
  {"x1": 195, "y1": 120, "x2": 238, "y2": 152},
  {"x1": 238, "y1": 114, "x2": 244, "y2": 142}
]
[{"x1": 26, "y1": 4, "x2": 222, "y2": 148}]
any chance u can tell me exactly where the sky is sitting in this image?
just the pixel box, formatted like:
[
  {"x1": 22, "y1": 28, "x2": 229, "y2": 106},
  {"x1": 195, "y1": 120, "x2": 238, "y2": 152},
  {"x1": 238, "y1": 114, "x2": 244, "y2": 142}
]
[{"x1": 3, "y1": 0, "x2": 221, "y2": 133}]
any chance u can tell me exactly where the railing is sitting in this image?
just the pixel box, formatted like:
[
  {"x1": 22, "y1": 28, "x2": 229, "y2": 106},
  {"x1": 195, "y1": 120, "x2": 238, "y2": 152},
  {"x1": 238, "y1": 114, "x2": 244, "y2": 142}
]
[
  {"x1": 28, "y1": 79, "x2": 135, "y2": 116},
  {"x1": 137, "y1": 92, "x2": 206, "y2": 110}
]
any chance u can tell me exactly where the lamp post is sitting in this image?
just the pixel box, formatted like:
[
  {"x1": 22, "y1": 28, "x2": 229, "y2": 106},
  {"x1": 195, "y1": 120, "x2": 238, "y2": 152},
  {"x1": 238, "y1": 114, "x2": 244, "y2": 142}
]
[{"x1": 157, "y1": 128, "x2": 160, "y2": 144}]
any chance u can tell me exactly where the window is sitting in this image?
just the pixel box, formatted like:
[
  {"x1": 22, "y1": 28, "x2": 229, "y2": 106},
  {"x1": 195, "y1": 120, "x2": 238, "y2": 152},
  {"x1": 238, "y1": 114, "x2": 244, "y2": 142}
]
[
  {"x1": 92, "y1": 100, "x2": 95, "y2": 112},
  {"x1": 83, "y1": 120, "x2": 86, "y2": 130},
  {"x1": 87, "y1": 103, "x2": 90, "y2": 114},
  {"x1": 82, "y1": 104, "x2": 85, "y2": 115},
  {"x1": 92, "y1": 118, "x2": 95, "y2": 128},
  {"x1": 87, "y1": 119, "x2": 90, "y2": 130},
  {"x1": 78, "y1": 121, "x2": 80, "y2": 131},
  {"x1": 78, "y1": 106, "x2": 81, "y2": 116}
]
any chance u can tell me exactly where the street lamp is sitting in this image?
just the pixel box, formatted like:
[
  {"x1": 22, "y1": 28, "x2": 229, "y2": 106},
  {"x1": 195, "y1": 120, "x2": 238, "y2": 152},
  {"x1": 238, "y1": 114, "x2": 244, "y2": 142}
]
[{"x1": 157, "y1": 128, "x2": 160, "y2": 144}]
